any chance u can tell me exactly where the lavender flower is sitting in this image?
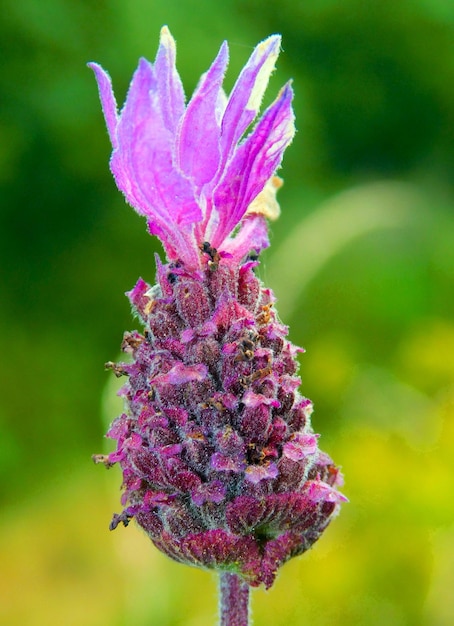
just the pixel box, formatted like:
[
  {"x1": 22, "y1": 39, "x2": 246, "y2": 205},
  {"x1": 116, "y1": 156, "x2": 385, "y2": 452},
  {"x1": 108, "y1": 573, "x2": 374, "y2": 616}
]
[{"x1": 91, "y1": 25, "x2": 345, "y2": 600}]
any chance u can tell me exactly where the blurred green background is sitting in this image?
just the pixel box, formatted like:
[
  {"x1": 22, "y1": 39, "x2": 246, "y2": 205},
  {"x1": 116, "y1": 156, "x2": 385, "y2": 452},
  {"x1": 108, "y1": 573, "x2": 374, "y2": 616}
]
[{"x1": 1, "y1": 0, "x2": 454, "y2": 624}]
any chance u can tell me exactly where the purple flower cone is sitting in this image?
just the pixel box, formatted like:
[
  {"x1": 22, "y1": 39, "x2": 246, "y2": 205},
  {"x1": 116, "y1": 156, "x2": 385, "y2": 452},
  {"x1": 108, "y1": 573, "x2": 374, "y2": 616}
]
[{"x1": 91, "y1": 27, "x2": 345, "y2": 589}]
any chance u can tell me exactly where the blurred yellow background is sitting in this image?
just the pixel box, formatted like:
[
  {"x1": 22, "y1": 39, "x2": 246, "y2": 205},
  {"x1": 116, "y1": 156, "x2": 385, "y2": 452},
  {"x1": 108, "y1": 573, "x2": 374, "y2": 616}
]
[{"x1": 1, "y1": 1, "x2": 454, "y2": 624}]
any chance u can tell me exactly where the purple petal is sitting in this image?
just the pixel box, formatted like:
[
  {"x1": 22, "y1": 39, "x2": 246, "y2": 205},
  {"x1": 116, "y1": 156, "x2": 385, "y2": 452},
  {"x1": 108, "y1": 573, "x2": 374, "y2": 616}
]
[
  {"x1": 176, "y1": 41, "x2": 229, "y2": 189},
  {"x1": 143, "y1": 490, "x2": 176, "y2": 507},
  {"x1": 106, "y1": 415, "x2": 129, "y2": 440},
  {"x1": 283, "y1": 433, "x2": 319, "y2": 461},
  {"x1": 222, "y1": 215, "x2": 270, "y2": 262},
  {"x1": 245, "y1": 462, "x2": 279, "y2": 484},
  {"x1": 123, "y1": 432, "x2": 143, "y2": 450},
  {"x1": 180, "y1": 328, "x2": 194, "y2": 343},
  {"x1": 126, "y1": 277, "x2": 152, "y2": 319},
  {"x1": 210, "y1": 452, "x2": 245, "y2": 473},
  {"x1": 151, "y1": 362, "x2": 208, "y2": 385},
  {"x1": 211, "y1": 82, "x2": 295, "y2": 248},
  {"x1": 243, "y1": 389, "x2": 280, "y2": 408},
  {"x1": 154, "y1": 26, "x2": 186, "y2": 133},
  {"x1": 158, "y1": 443, "x2": 183, "y2": 458},
  {"x1": 220, "y1": 35, "x2": 281, "y2": 168},
  {"x1": 101, "y1": 58, "x2": 200, "y2": 266},
  {"x1": 88, "y1": 62, "x2": 119, "y2": 148},
  {"x1": 114, "y1": 58, "x2": 201, "y2": 226},
  {"x1": 305, "y1": 480, "x2": 348, "y2": 504}
]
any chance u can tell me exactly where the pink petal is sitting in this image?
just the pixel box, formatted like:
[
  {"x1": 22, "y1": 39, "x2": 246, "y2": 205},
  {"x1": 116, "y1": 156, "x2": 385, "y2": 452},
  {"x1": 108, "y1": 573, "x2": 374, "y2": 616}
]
[
  {"x1": 211, "y1": 83, "x2": 295, "y2": 248},
  {"x1": 126, "y1": 277, "x2": 152, "y2": 318},
  {"x1": 210, "y1": 452, "x2": 245, "y2": 473},
  {"x1": 305, "y1": 480, "x2": 348, "y2": 504},
  {"x1": 154, "y1": 26, "x2": 186, "y2": 133},
  {"x1": 151, "y1": 362, "x2": 208, "y2": 385},
  {"x1": 245, "y1": 462, "x2": 279, "y2": 484},
  {"x1": 124, "y1": 432, "x2": 143, "y2": 450},
  {"x1": 220, "y1": 35, "x2": 281, "y2": 169},
  {"x1": 243, "y1": 389, "x2": 280, "y2": 408},
  {"x1": 283, "y1": 433, "x2": 319, "y2": 461},
  {"x1": 177, "y1": 42, "x2": 229, "y2": 189},
  {"x1": 222, "y1": 214, "x2": 270, "y2": 261},
  {"x1": 88, "y1": 62, "x2": 119, "y2": 148},
  {"x1": 114, "y1": 59, "x2": 200, "y2": 225}
]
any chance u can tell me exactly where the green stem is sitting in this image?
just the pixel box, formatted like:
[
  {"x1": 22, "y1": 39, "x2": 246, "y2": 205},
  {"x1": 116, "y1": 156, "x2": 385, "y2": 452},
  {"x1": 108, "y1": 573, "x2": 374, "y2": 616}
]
[{"x1": 219, "y1": 572, "x2": 250, "y2": 626}]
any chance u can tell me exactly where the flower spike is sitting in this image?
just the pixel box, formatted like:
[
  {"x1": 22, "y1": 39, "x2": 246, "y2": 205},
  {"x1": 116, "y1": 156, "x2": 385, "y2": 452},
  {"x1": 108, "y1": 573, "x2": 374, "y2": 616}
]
[{"x1": 91, "y1": 28, "x2": 345, "y2": 608}]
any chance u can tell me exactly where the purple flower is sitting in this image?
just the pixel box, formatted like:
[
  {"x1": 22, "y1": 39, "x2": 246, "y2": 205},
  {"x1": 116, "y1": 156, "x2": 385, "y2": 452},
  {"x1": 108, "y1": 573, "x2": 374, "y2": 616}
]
[
  {"x1": 88, "y1": 26, "x2": 294, "y2": 269},
  {"x1": 91, "y1": 27, "x2": 345, "y2": 590}
]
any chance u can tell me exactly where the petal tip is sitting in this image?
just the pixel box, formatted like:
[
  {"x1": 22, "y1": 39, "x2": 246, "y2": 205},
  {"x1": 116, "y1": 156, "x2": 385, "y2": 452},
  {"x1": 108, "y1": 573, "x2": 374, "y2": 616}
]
[
  {"x1": 88, "y1": 61, "x2": 119, "y2": 146},
  {"x1": 159, "y1": 25, "x2": 176, "y2": 50},
  {"x1": 259, "y1": 33, "x2": 282, "y2": 54},
  {"x1": 245, "y1": 35, "x2": 282, "y2": 113}
]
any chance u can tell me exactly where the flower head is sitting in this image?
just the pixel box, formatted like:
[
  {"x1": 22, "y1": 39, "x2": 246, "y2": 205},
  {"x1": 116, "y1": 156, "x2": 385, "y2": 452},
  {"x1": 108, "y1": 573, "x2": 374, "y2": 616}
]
[
  {"x1": 89, "y1": 26, "x2": 294, "y2": 268},
  {"x1": 91, "y1": 28, "x2": 345, "y2": 589}
]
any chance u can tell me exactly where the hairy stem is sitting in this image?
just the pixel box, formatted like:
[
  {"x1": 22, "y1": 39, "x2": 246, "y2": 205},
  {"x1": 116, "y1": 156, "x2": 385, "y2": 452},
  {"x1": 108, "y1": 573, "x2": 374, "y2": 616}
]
[{"x1": 219, "y1": 572, "x2": 250, "y2": 626}]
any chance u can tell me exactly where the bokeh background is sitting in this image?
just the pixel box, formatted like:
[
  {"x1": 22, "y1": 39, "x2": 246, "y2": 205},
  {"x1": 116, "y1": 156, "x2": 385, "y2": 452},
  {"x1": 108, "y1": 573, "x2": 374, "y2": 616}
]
[{"x1": 1, "y1": 1, "x2": 454, "y2": 624}]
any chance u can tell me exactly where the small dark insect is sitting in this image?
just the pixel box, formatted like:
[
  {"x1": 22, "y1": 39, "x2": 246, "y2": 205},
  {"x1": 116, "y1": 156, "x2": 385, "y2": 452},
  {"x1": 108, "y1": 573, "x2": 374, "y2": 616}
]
[{"x1": 200, "y1": 241, "x2": 221, "y2": 267}]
